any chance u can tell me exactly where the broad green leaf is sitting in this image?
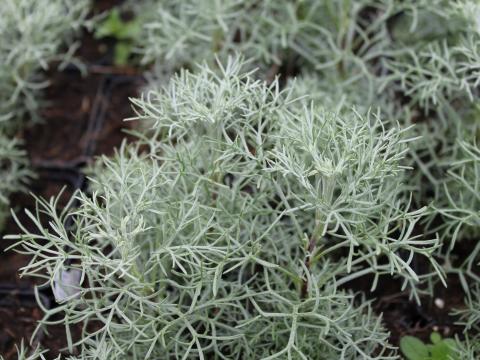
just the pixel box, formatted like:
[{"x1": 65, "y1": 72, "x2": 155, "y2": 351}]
[
  {"x1": 430, "y1": 332, "x2": 442, "y2": 344},
  {"x1": 114, "y1": 43, "x2": 132, "y2": 66},
  {"x1": 400, "y1": 336, "x2": 429, "y2": 360},
  {"x1": 95, "y1": 9, "x2": 123, "y2": 39},
  {"x1": 117, "y1": 20, "x2": 141, "y2": 40},
  {"x1": 95, "y1": 9, "x2": 140, "y2": 41},
  {"x1": 431, "y1": 341, "x2": 451, "y2": 360}
]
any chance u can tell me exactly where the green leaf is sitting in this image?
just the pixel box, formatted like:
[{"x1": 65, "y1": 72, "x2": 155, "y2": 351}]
[
  {"x1": 443, "y1": 338, "x2": 457, "y2": 350},
  {"x1": 431, "y1": 341, "x2": 451, "y2": 360},
  {"x1": 114, "y1": 43, "x2": 132, "y2": 66},
  {"x1": 400, "y1": 336, "x2": 429, "y2": 360},
  {"x1": 430, "y1": 332, "x2": 442, "y2": 344},
  {"x1": 95, "y1": 9, "x2": 123, "y2": 39},
  {"x1": 95, "y1": 9, "x2": 141, "y2": 41},
  {"x1": 116, "y1": 19, "x2": 141, "y2": 40}
]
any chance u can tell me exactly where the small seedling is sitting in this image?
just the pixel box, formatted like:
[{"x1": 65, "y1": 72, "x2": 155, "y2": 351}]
[
  {"x1": 400, "y1": 332, "x2": 458, "y2": 360},
  {"x1": 95, "y1": 8, "x2": 141, "y2": 66}
]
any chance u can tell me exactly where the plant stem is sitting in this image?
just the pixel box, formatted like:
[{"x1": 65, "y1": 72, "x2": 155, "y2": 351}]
[{"x1": 301, "y1": 211, "x2": 324, "y2": 299}]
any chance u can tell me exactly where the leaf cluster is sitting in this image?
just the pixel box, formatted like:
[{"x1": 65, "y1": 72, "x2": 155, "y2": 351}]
[
  {"x1": 94, "y1": 9, "x2": 141, "y2": 66},
  {"x1": 7, "y1": 0, "x2": 480, "y2": 357},
  {"x1": 129, "y1": 0, "x2": 480, "y2": 347},
  {"x1": 0, "y1": 0, "x2": 90, "y2": 228},
  {"x1": 400, "y1": 332, "x2": 458, "y2": 360},
  {"x1": 8, "y1": 56, "x2": 447, "y2": 359}
]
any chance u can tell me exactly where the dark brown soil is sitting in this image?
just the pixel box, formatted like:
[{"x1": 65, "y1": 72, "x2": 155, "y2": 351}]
[
  {"x1": 371, "y1": 276, "x2": 466, "y2": 345},
  {"x1": 0, "y1": 305, "x2": 43, "y2": 359}
]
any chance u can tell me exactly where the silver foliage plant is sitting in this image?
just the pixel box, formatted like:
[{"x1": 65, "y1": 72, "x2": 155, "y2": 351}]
[
  {"x1": 135, "y1": 0, "x2": 480, "y2": 104},
  {"x1": 0, "y1": 342, "x2": 50, "y2": 360},
  {"x1": 135, "y1": 0, "x2": 393, "y2": 85},
  {"x1": 0, "y1": 0, "x2": 90, "y2": 126},
  {"x1": 9, "y1": 57, "x2": 444, "y2": 359},
  {"x1": 134, "y1": 0, "x2": 480, "y2": 230},
  {"x1": 388, "y1": 2, "x2": 480, "y2": 323},
  {"x1": 134, "y1": 0, "x2": 480, "y2": 188},
  {"x1": 0, "y1": 136, "x2": 32, "y2": 230},
  {"x1": 0, "y1": 0, "x2": 90, "y2": 229},
  {"x1": 133, "y1": 0, "x2": 480, "y2": 341},
  {"x1": 7, "y1": 0, "x2": 480, "y2": 357}
]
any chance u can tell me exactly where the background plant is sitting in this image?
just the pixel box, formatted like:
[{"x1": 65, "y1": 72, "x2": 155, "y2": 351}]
[
  {"x1": 400, "y1": 332, "x2": 458, "y2": 360},
  {"x1": 131, "y1": 0, "x2": 480, "y2": 215},
  {"x1": 0, "y1": 0, "x2": 90, "y2": 126},
  {"x1": 94, "y1": 8, "x2": 141, "y2": 66},
  {"x1": 0, "y1": 0, "x2": 90, "y2": 230},
  {"x1": 0, "y1": 136, "x2": 32, "y2": 231}
]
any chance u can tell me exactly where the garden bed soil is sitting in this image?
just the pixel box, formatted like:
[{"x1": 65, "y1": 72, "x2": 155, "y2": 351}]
[{"x1": 0, "y1": 303, "x2": 43, "y2": 358}]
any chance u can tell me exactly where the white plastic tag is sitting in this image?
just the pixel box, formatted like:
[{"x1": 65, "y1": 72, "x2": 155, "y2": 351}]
[{"x1": 53, "y1": 268, "x2": 82, "y2": 302}]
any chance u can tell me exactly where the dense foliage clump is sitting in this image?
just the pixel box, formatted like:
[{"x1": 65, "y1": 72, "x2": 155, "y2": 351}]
[
  {"x1": 10, "y1": 56, "x2": 441, "y2": 359},
  {"x1": 5, "y1": 0, "x2": 480, "y2": 358},
  {"x1": 133, "y1": 2, "x2": 480, "y2": 353}
]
